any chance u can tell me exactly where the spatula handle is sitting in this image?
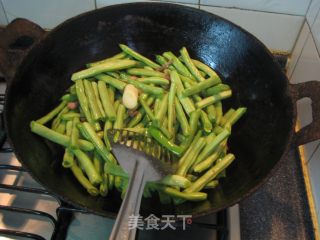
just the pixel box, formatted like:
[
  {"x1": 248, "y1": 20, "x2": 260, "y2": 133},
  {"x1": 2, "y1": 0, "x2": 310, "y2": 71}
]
[{"x1": 109, "y1": 160, "x2": 145, "y2": 240}]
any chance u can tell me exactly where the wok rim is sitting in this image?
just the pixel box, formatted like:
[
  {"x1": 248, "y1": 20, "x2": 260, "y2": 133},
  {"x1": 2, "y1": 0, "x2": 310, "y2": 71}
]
[{"x1": 4, "y1": 2, "x2": 297, "y2": 219}]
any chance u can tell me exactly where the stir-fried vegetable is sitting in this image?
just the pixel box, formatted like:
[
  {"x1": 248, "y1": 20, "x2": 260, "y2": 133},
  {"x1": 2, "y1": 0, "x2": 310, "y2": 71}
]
[{"x1": 30, "y1": 44, "x2": 246, "y2": 204}]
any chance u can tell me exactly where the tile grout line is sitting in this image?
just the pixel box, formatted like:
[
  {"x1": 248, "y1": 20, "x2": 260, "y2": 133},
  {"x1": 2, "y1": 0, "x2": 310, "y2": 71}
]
[
  {"x1": 0, "y1": 0, "x2": 8, "y2": 24},
  {"x1": 287, "y1": 22, "x2": 311, "y2": 81},
  {"x1": 94, "y1": 0, "x2": 98, "y2": 9},
  {"x1": 307, "y1": 142, "x2": 320, "y2": 163}
]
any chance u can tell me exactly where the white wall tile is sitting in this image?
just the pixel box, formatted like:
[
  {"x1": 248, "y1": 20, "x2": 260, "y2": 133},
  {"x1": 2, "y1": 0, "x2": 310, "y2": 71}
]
[
  {"x1": 199, "y1": 6, "x2": 304, "y2": 52},
  {"x1": 311, "y1": 11, "x2": 320, "y2": 52},
  {"x1": 151, "y1": 0, "x2": 198, "y2": 4},
  {"x1": 2, "y1": 0, "x2": 95, "y2": 29},
  {"x1": 290, "y1": 34, "x2": 320, "y2": 84},
  {"x1": 287, "y1": 22, "x2": 310, "y2": 78},
  {"x1": 306, "y1": 0, "x2": 320, "y2": 26},
  {"x1": 308, "y1": 145, "x2": 320, "y2": 225},
  {"x1": 200, "y1": 0, "x2": 311, "y2": 16},
  {"x1": 0, "y1": 1, "x2": 7, "y2": 25}
]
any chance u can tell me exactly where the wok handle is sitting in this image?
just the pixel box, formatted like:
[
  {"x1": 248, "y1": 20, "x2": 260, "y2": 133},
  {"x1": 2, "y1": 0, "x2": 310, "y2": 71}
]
[
  {"x1": 291, "y1": 81, "x2": 320, "y2": 146},
  {"x1": 0, "y1": 18, "x2": 45, "y2": 81},
  {"x1": 109, "y1": 160, "x2": 145, "y2": 240}
]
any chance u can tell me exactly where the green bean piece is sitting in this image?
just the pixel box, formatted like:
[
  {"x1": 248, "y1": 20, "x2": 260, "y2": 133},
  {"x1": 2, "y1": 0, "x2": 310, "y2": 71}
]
[
  {"x1": 152, "y1": 123, "x2": 172, "y2": 139},
  {"x1": 176, "y1": 137, "x2": 206, "y2": 176},
  {"x1": 189, "y1": 109, "x2": 201, "y2": 136},
  {"x1": 137, "y1": 77, "x2": 169, "y2": 85},
  {"x1": 181, "y1": 77, "x2": 220, "y2": 97},
  {"x1": 193, "y1": 144, "x2": 224, "y2": 173},
  {"x1": 55, "y1": 121, "x2": 66, "y2": 134},
  {"x1": 71, "y1": 163, "x2": 99, "y2": 196},
  {"x1": 93, "y1": 151, "x2": 103, "y2": 174},
  {"x1": 119, "y1": 44, "x2": 160, "y2": 68},
  {"x1": 175, "y1": 97, "x2": 190, "y2": 137},
  {"x1": 60, "y1": 112, "x2": 81, "y2": 121},
  {"x1": 92, "y1": 81, "x2": 106, "y2": 119},
  {"x1": 87, "y1": 52, "x2": 127, "y2": 67},
  {"x1": 196, "y1": 90, "x2": 232, "y2": 109},
  {"x1": 36, "y1": 101, "x2": 67, "y2": 125},
  {"x1": 191, "y1": 59, "x2": 221, "y2": 79},
  {"x1": 114, "y1": 100, "x2": 120, "y2": 113},
  {"x1": 154, "y1": 94, "x2": 168, "y2": 127},
  {"x1": 139, "y1": 96, "x2": 155, "y2": 121},
  {"x1": 186, "y1": 174, "x2": 197, "y2": 182},
  {"x1": 224, "y1": 107, "x2": 247, "y2": 126},
  {"x1": 184, "y1": 154, "x2": 235, "y2": 193},
  {"x1": 204, "y1": 84, "x2": 230, "y2": 97},
  {"x1": 204, "y1": 180, "x2": 219, "y2": 189},
  {"x1": 97, "y1": 81, "x2": 117, "y2": 121},
  {"x1": 70, "y1": 117, "x2": 80, "y2": 149},
  {"x1": 148, "y1": 127, "x2": 183, "y2": 156},
  {"x1": 213, "y1": 125, "x2": 225, "y2": 135},
  {"x1": 30, "y1": 121, "x2": 94, "y2": 151},
  {"x1": 71, "y1": 59, "x2": 137, "y2": 81},
  {"x1": 168, "y1": 82, "x2": 176, "y2": 137},
  {"x1": 108, "y1": 86, "x2": 115, "y2": 103},
  {"x1": 100, "y1": 174, "x2": 109, "y2": 196},
  {"x1": 163, "y1": 52, "x2": 193, "y2": 78},
  {"x1": 160, "y1": 175, "x2": 191, "y2": 188},
  {"x1": 53, "y1": 105, "x2": 69, "y2": 128},
  {"x1": 180, "y1": 47, "x2": 205, "y2": 82},
  {"x1": 113, "y1": 104, "x2": 126, "y2": 142},
  {"x1": 206, "y1": 105, "x2": 216, "y2": 124},
  {"x1": 220, "y1": 108, "x2": 236, "y2": 126},
  {"x1": 77, "y1": 122, "x2": 112, "y2": 162},
  {"x1": 83, "y1": 80, "x2": 103, "y2": 121},
  {"x1": 179, "y1": 74, "x2": 197, "y2": 86},
  {"x1": 160, "y1": 186, "x2": 207, "y2": 201},
  {"x1": 95, "y1": 74, "x2": 126, "y2": 91},
  {"x1": 177, "y1": 133, "x2": 186, "y2": 143},
  {"x1": 127, "y1": 78, "x2": 164, "y2": 96},
  {"x1": 75, "y1": 80, "x2": 96, "y2": 128},
  {"x1": 170, "y1": 70, "x2": 195, "y2": 115},
  {"x1": 127, "y1": 110, "x2": 144, "y2": 128},
  {"x1": 62, "y1": 121, "x2": 74, "y2": 168},
  {"x1": 215, "y1": 101, "x2": 223, "y2": 125},
  {"x1": 155, "y1": 55, "x2": 174, "y2": 69},
  {"x1": 106, "y1": 72, "x2": 120, "y2": 79},
  {"x1": 72, "y1": 149, "x2": 102, "y2": 185},
  {"x1": 61, "y1": 94, "x2": 78, "y2": 102},
  {"x1": 108, "y1": 174, "x2": 114, "y2": 191},
  {"x1": 127, "y1": 68, "x2": 166, "y2": 78},
  {"x1": 178, "y1": 131, "x2": 202, "y2": 166},
  {"x1": 196, "y1": 129, "x2": 230, "y2": 164},
  {"x1": 200, "y1": 110, "x2": 212, "y2": 133},
  {"x1": 114, "y1": 176, "x2": 122, "y2": 191}
]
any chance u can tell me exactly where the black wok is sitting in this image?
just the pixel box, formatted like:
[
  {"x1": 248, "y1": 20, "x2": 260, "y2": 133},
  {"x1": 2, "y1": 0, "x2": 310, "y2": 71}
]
[{"x1": 1, "y1": 3, "x2": 320, "y2": 219}]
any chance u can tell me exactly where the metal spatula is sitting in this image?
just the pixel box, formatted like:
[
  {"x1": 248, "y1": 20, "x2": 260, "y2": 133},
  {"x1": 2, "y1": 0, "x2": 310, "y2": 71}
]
[{"x1": 107, "y1": 129, "x2": 176, "y2": 240}]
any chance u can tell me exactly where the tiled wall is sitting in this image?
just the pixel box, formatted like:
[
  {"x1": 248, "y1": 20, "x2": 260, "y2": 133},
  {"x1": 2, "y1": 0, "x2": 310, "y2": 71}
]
[
  {"x1": 288, "y1": 0, "x2": 320, "y2": 230},
  {"x1": 0, "y1": 0, "x2": 319, "y2": 230},
  {"x1": 0, "y1": 0, "x2": 310, "y2": 52}
]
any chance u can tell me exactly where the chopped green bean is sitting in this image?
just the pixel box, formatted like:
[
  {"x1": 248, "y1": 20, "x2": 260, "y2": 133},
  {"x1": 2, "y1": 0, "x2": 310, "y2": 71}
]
[
  {"x1": 119, "y1": 44, "x2": 160, "y2": 68},
  {"x1": 200, "y1": 110, "x2": 212, "y2": 133},
  {"x1": 154, "y1": 94, "x2": 169, "y2": 127},
  {"x1": 91, "y1": 81, "x2": 106, "y2": 119},
  {"x1": 60, "y1": 112, "x2": 81, "y2": 121},
  {"x1": 127, "y1": 78, "x2": 164, "y2": 96},
  {"x1": 61, "y1": 94, "x2": 77, "y2": 102},
  {"x1": 36, "y1": 101, "x2": 67, "y2": 125},
  {"x1": 204, "y1": 84, "x2": 230, "y2": 97},
  {"x1": 196, "y1": 90, "x2": 232, "y2": 109},
  {"x1": 215, "y1": 101, "x2": 223, "y2": 125},
  {"x1": 161, "y1": 186, "x2": 207, "y2": 201},
  {"x1": 163, "y1": 51, "x2": 193, "y2": 78},
  {"x1": 191, "y1": 59, "x2": 221, "y2": 79},
  {"x1": 137, "y1": 77, "x2": 169, "y2": 85},
  {"x1": 168, "y1": 82, "x2": 176, "y2": 137},
  {"x1": 175, "y1": 97, "x2": 190, "y2": 137},
  {"x1": 95, "y1": 74, "x2": 126, "y2": 91},
  {"x1": 71, "y1": 59, "x2": 137, "y2": 81},
  {"x1": 97, "y1": 81, "x2": 116, "y2": 121},
  {"x1": 127, "y1": 68, "x2": 166, "y2": 78},
  {"x1": 139, "y1": 96, "x2": 155, "y2": 120},
  {"x1": 30, "y1": 121, "x2": 94, "y2": 151},
  {"x1": 184, "y1": 154, "x2": 235, "y2": 193},
  {"x1": 180, "y1": 47, "x2": 205, "y2": 82},
  {"x1": 87, "y1": 52, "x2": 127, "y2": 67},
  {"x1": 181, "y1": 77, "x2": 220, "y2": 97},
  {"x1": 220, "y1": 108, "x2": 235, "y2": 126},
  {"x1": 71, "y1": 163, "x2": 99, "y2": 196},
  {"x1": 70, "y1": 117, "x2": 80, "y2": 149}
]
